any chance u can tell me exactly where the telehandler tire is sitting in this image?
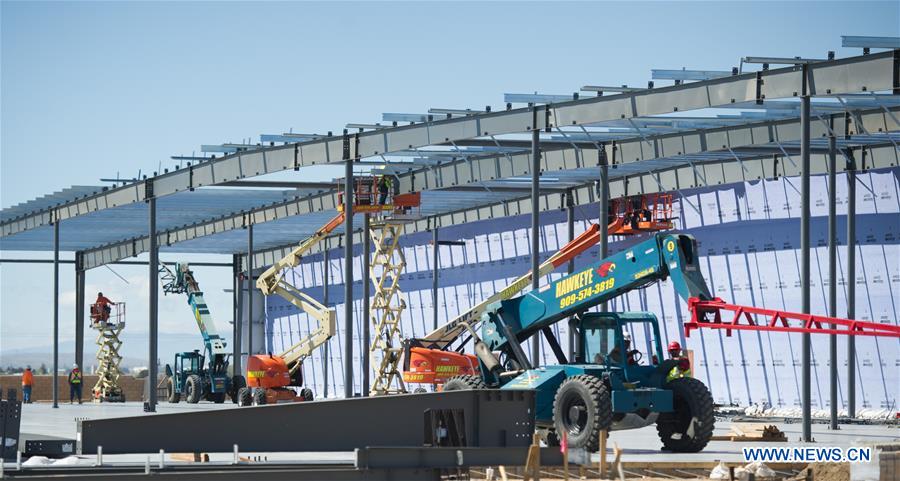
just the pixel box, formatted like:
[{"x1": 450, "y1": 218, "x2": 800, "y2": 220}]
[
  {"x1": 552, "y1": 375, "x2": 612, "y2": 452},
  {"x1": 252, "y1": 388, "x2": 267, "y2": 406},
  {"x1": 166, "y1": 377, "x2": 180, "y2": 404},
  {"x1": 185, "y1": 374, "x2": 203, "y2": 404},
  {"x1": 230, "y1": 375, "x2": 246, "y2": 404},
  {"x1": 237, "y1": 387, "x2": 252, "y2": 406},
  {"x1": 442, "y1": 375, "x2": 486, "y2": 391},
  {"x1": 656, "y1": 377, "x2": 715, "y2": 452},
  {"x1": 300, "y1": 387, "x2": 314, "y2": 401}
]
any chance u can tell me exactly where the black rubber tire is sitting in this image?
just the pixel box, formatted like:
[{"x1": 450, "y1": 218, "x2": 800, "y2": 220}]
[
  {"x1": 656, "y1": 377, "x2": 715, "y2": 452},
  {"x1": 211, "y1": 392, "x2": 226, "y2": 404},
  {"x1": 230, "y1": 375, "x2": 246, "y2": 404},
  {"x1": 552, "y1": 375, "x2": 612, "y2": 452},
  {"x1": 237, "y1": 387, "x2": 252, "y2": 407},
  {"x1": 185, "y1": 374, "x2": 203, "y2": 404},
  {"x1": 252, "y1": 388, "x2": 267, "y2": 406},
  {"x1": 442, "y1": 375, "x2": 486, "y2": 391},
  {"x1": 166, "y1": 377, "x2": 180, "y2": 404},
  {"x1": 299, "y1": 387, "x2": 314, "y2": 402}
]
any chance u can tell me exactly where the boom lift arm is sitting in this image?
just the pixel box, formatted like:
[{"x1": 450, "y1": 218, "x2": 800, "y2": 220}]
[
  {"x1": 255, "y1": 213, "x2": 341, "y2": 377},
  {"x1": 412, "y1": 223, "x2": 604, "y2": 352},
  {"x1": 478, "y1": 233, "x2": 712, "y2": 373},
  {"x1": 160, "y1": 263, "x2": 229, "y2": 364}
]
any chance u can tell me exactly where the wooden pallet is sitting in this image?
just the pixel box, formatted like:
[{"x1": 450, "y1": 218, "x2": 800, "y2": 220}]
[{"x1": 711, "y1": 423, "x2": 787, "y2": 442}]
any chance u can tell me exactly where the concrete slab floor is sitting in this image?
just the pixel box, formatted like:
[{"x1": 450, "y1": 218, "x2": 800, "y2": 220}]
[{"x1": 10, "y1": 402, "x2": 899, "y2": 466}]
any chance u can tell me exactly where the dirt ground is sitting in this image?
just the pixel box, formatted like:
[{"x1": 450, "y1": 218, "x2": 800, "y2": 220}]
[{"x1": 787, "y1": 462, "x2": 850, "y2": 481}]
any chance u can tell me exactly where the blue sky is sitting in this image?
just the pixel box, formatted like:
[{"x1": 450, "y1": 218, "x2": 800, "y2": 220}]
[{"x1": 2, "y1": 1, "x2": 898, "y2": 366}]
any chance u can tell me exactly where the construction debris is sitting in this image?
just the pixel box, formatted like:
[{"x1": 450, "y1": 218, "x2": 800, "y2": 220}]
[{"x1": 710, "y1": 423, "x2": 786, "y2": 442}]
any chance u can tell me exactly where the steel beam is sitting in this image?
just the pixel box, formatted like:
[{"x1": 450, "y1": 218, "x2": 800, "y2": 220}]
[
  {"x1": 78, "y1": 390, "x2": 536, "y2": 454},
  {"x1": 235, "y1": 260, "x2": 244, "y2": 373},
  {"x1": 432, "y1": 228, "x2": 439, "y2": 331},
  {"x1": 846, "y1": 149, "x2": 857, "y2": 418},
  {"x1": 232, "y1": 254, "x2": 241, "y2": 377},
  {"x1": 0, "y1": 259, "x2": 231, "y2": 267},
  {"x1": 247, "y1": 223, "x2": 254, "y2": 357},
  {"x1": 74, "y1": 253, "x2": 85, "y2": 374},
  {"x1": 362, "y1": 214, "x2": 371, "y2": 396},
  {"x1": 52, "y1": 217, "x2": 60, "y2": 409},
  {"x1": 599, "y1": 147, "x2": 610, "y2": 311},
  {"x1": 219, "y1": 180, "x2": 334, "y2": 190},
  {"x1": 343, "y1": 136, "x2": 354, "y2": 398},
  {"x1": 799, "y1": 82, "x2": 812, "y2": 442},
  {"x1": 828, "y1": 132, "x2": 838, "y2": 430},
  {"x1": 250, "y1": 144, "x2": 892, "y2": 268},
  {"x1": 565, "y1": 191, "x2": 575, "y2": 358},
  {"x1": 148, "y1": 196, "x2": 158, "y2": 412},
  {"x1": 841, "y1": 35, "x2": 900, "y2": 49},
  {"x1": 5, "y1": 51, "x2": 893, "y2": 239},
  {"x1": 323, "y1": 246, "x2": 330, "y2": 399},
  {"x1": 71, "y1": 107, "x2": 899, "y2": 270},
  {"x1": 651, "y1": 69, "x2": 733, "y2": 81},
  {"x1": 530, "y1": 120, "x2": 542, "y2": 365}
]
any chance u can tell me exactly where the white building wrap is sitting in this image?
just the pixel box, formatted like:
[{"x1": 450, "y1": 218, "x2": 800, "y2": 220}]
[{"x1": 264, "y1": 167, "x2": 899, "y2": 413}]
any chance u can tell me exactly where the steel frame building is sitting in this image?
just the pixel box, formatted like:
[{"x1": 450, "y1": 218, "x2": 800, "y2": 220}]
[{"x1": 2, "y1": 40, "x2": 898, "y2": 440}]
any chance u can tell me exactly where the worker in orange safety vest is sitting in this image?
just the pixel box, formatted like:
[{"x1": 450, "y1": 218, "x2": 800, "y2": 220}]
[{"x1": 22, "y1": 366, "x2": 34, "y2": 403}]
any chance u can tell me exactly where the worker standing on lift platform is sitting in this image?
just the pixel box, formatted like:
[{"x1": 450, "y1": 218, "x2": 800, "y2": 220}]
[
  {"x1": 94, "y1": 292, "x2": 115, "y2": 324},
  {"x1": 378, "y1": 176, "x2": 391, "y2": 205}
]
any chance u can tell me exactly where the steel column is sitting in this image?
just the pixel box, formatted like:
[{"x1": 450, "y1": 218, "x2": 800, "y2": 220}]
[
  {"x1": 599, "y1": 148, "x2": 610, "y2": 311},
  {"x1": 74, "y1": 254, "x2": 85, "y2": 374},
  {"x1": 363, "y1": 214, "x2": 371, "y2": 396},
  {"x1": 323, "y1": 246, "x2": 330, "y2": 398},
  {"x1": 565, "y1": 191, "x2": 576, "y2": 359},
  {"x1": 235, "y1": 260, "x2": 244, "y2": 372},
  {"x1": 52, "y1": 216, "x2": 60, "y2": 408},
  {"x1": 247, "y1": 223, "x2": 254, "y2": 357},
  {"x1": 846, "y1": 149, "x2": 857, "y2": 418},
  {"x1": 799, "y1": 85, "x2": 812, "y2": 442},
  {"x1": 232, "y1": 255, "x2": 241, "y2": 377},
  {"x1": 148, "y1": 196, "x2": 159, "y2": 412},
  {"x1": 530, "y1": 121, "x2": 541, "y2": 364},
  {"x1": 828, "y1": 132, "x2": 838, "y2": 430},
  {"x1": 343, "y1": 145, "x2": 354, "y2": 398},
  {"x1": 432, "y1": 227, "x2": 439, "y2": 331}
]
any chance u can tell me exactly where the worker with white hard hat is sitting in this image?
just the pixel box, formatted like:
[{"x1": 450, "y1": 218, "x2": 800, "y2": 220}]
[
  {"x1": 68, "y1": 363, "x2": 83, "y2": 404},
  {"x1": 607, "y1": 331, "x2": 640, "y2": 365}
]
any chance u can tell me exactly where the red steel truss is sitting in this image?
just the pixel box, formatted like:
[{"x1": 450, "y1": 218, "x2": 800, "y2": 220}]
[{"x1": 684, "y1": 297, "x2": 900, "y2": 338}]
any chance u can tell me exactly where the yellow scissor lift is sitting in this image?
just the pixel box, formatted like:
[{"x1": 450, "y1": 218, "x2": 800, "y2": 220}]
[
  {"x1": 89, "y1": 302, "x2": 126, "y2": 402},
  {"x1": 334, "y1": 177, "x2": 421, "y2": 395}
]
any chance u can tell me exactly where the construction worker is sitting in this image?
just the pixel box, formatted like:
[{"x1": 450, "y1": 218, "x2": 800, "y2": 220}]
[
  {"x1": 608, "y1": 332, "x2": 640, "y2": 365},
  {"x1": 68, "y1": 364, "x2": 83, "y2": 404},
  {"x1": 22, "y1": 366, "x2": 34, "y2": 403},
  {"x1": 377, "y1": 176, "x2": 391, "y2": 205},
  {"x1": 665, "y1": 341, "x2": 692, "y2": 382},
  {"x1": 94, "y1": 292, "x2": 114, "y2": 323}
]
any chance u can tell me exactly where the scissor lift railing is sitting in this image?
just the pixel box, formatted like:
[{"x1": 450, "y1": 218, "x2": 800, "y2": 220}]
[
  {"x1": 608, "y1": 193, "x2": 675, "y2": 235},
  {"x1": 90, "y1": 302, "x2": 126, "y2": 402}
]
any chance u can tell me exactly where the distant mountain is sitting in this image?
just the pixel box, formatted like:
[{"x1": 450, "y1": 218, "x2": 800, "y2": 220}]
[{"x1": 1, "y1": 333, "x2": 214, "y2": 371}]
